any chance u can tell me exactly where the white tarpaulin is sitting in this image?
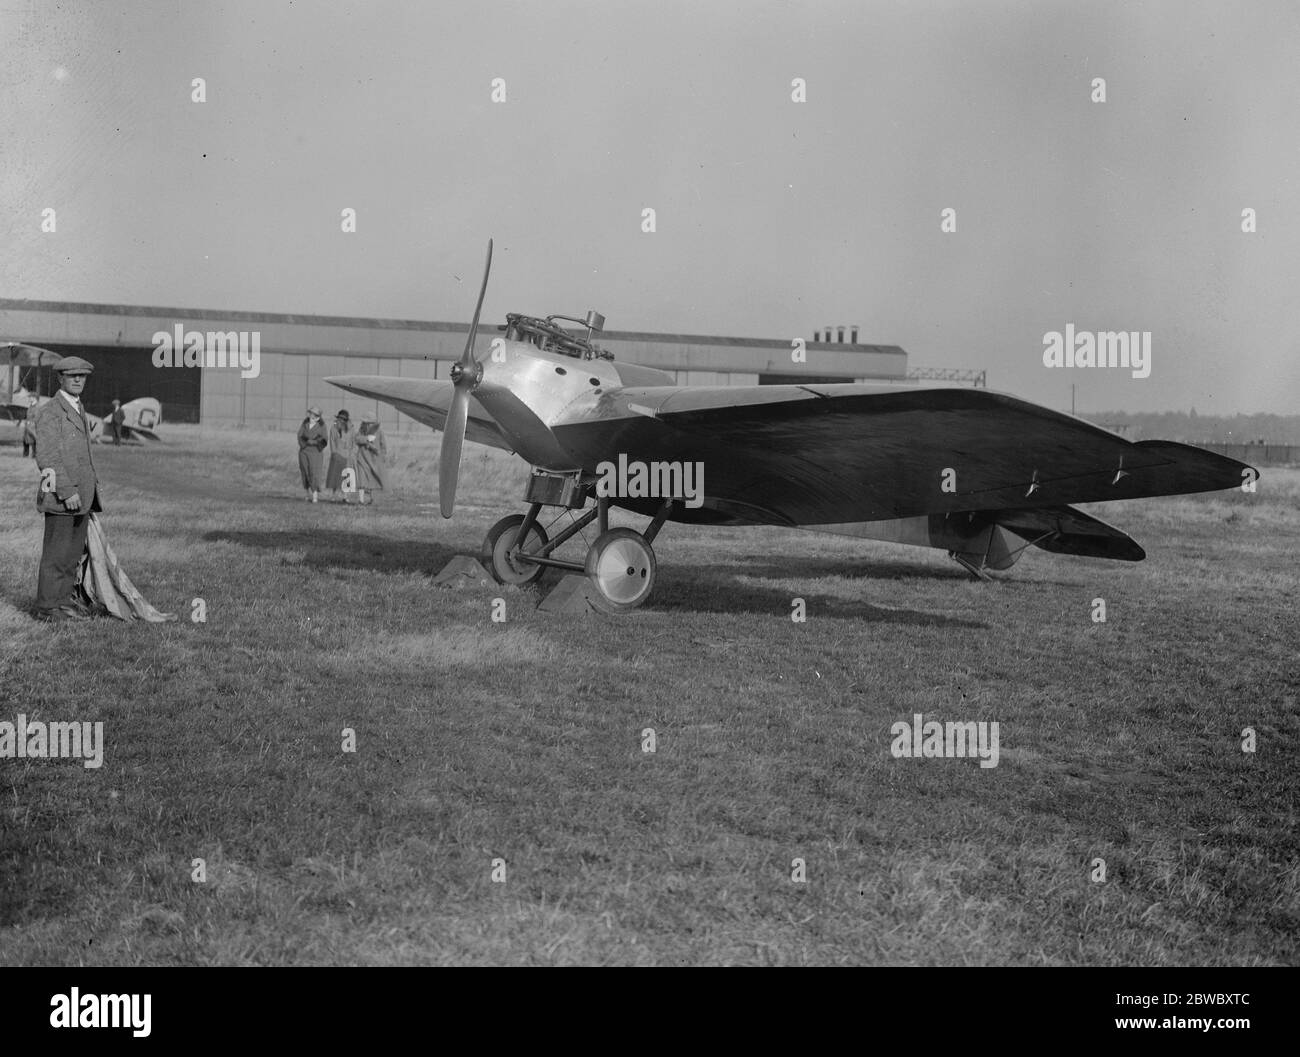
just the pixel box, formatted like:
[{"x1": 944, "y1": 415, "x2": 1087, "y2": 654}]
[{"x1": 78, "y1": 514, "x2": 177, "y2": 622}]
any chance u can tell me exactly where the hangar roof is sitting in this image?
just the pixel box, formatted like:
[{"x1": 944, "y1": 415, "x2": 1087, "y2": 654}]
[
  {"x1": 0, "y1": 297, "x2": 905, "y2": 355},
  {"x1": 0, "y1": 297, "x2": 907, "y2": 380}
]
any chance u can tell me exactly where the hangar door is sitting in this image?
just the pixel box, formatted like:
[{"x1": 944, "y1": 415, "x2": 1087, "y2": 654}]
[{"x1": 40, "y1": 342, "x2": 201, "y2": 423}]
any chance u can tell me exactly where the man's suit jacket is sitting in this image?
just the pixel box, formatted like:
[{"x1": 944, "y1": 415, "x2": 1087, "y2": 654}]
[{"x1": 33, "y1": 395, "x2": 103, "y2": 515}]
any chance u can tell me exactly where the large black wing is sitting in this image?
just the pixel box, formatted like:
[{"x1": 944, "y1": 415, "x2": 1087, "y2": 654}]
[{"x1": 553, "y1": 384, "x2": 1251, "y2": 526}]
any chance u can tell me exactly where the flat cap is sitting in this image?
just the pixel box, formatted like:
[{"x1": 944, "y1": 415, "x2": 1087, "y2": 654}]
[{"x1": 54, "y1": 356, "x2": 94, "y2": 375}]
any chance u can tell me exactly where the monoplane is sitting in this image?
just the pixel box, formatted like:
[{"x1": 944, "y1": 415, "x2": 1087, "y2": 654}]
[{"x1": 328, "y1": 241, "x2": 1253, "y2": 611}]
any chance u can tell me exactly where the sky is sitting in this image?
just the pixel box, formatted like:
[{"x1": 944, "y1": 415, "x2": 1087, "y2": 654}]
[{"x1": 2, "y1": 0, "x2": 1298, "y2": 414}]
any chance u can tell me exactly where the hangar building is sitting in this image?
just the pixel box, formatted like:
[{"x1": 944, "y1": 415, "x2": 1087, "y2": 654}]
[{"x1": 0, "y1": 298, "x2": 910, "y2": 432}]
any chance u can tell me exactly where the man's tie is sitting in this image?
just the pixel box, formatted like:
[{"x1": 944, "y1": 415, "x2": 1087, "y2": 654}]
[{"x1": 75, "y1": 401, "x2": 95, "y2": 472}]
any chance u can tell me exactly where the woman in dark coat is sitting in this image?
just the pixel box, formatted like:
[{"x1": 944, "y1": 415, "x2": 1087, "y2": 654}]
[
  {"x1": 353, "y1": 420, "x2": 387, "y2": 505},
  {"x1": 297, "y1": 406, "x2": 328, "y2": 502},
  {"x1": 326, "y1": 409, "x2": 355, "y2": 502}
]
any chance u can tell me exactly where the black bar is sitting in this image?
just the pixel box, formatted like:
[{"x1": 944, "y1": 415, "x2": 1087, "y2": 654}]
[{"x1": 0, "y1": 968, "x2": 1289, "y2": 1043}]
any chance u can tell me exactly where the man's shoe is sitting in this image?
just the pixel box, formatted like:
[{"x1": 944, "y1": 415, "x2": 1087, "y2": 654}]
[{"x1": 35, "y1": 606, "x2": 88, "y2": 623}]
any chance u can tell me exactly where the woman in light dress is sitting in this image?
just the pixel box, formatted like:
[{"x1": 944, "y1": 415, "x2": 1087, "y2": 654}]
[{"x1": 353, "y1": 419, "x2": 387, "y2": 505}]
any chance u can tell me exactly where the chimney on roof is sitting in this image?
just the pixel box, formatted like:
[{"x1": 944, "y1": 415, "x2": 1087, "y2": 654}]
[
  {"x1": 837, "y1": 326, "x2": 846, "y2": 343},
  {"x1": 851, "y1": 325, "x2": 859, "y2": 344}
]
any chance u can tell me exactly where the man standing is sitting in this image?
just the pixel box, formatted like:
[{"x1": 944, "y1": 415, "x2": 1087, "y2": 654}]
[
  {"x1": 32, "y1": 357, "x2": 101, "y2": 622},
  {"x1": 109, "y1": 399, "x2": 125, "y2": 445}
]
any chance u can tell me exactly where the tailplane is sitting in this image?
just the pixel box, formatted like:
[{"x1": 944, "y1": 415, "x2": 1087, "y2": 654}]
[{"x1": 811, "y1": 504, "x2": 1144, "y2": 575}]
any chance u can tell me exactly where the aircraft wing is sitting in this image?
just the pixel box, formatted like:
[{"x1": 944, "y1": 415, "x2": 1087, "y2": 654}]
[
  {"x1": 325, "y1": 375, "x2": 515, "y2": 452},
  {"x1": 94, "y1": 422, "x2": 163, "y2": 443},
  {"x1": 551, "y1": 383, "x2": 1252, "y2": 526},
  {"x1": 122, "y1": 425, "x2": 162, "y2": 442},
  {"x1": 2, "y1": 391, "x2": 45, "y2": 422},
  {"x1": 1, "y1": 342, "x2": 62, "y2": 367}
]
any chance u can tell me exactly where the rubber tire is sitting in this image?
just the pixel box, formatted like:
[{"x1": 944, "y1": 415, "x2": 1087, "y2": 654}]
[
  {"x1": 482, "y1": 515, "x2": 549, "y2": 586},
  {"x1": 584, "y1": 527, "x2": 656, "y2": 611}
]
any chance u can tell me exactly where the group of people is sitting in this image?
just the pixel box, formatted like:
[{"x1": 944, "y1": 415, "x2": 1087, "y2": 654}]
[{"x1": 297, "y1": 407, "x2": 387, "y2": 504}]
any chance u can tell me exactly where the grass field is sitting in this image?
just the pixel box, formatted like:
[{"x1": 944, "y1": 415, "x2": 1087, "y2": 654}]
[{"x1": 0, "y1": 424, "x2": 1296, "y2": 965}]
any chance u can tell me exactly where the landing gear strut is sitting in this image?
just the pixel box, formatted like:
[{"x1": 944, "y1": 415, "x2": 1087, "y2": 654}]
[{"x1": 479, "y1": 472, "x2": 671, "y2": 612}]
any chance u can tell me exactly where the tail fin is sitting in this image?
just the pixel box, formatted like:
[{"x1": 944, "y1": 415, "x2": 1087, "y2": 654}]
[
  {"x1": 993, "y1": 505, "x2": 1144, "y2": 562},
  {"x1": 810, "y1": 504, "x2": 1143, "y2": 572},
  {"x1": 937, "y1": 504, "x2": 1145, "y2": 574}
]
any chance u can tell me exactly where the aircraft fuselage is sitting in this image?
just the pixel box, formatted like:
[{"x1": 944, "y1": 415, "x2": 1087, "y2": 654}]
[{"x1": 469, "y1": 337, "x2": 672, "y2": 471}]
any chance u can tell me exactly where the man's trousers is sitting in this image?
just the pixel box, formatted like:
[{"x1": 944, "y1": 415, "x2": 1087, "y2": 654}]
[{"x1": 36, "y1": 513, "x2": 90, "y2": 614}]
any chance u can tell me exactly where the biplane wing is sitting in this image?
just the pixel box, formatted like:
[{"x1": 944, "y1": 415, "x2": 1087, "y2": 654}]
[{"x1": 2, "y1": 342, "x2": 62, "y2": 421}]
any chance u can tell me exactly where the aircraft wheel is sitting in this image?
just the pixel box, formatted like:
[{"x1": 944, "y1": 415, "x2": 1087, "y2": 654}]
[
  {"x1": 482, "y1": 515, "x2": 549, "y2": 586},
  {"x1": 584, "y1": 528, "x2": 656, "y2": 611}
]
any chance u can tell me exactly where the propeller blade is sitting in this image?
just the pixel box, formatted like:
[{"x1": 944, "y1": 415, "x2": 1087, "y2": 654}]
[
  {"x1": 439, "y1": 387, "x2": 469, "y2": 518},
  {"x1": 459, "y1": 237, "x2": 493, "y2": 367},
  {"x1": 438, "y1": 238, "x2": 493, "y2": 518}
]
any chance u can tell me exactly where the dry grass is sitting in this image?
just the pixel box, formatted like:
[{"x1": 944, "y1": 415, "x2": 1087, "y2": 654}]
[{"x1": 0, "y1": 425, "x2": 1296, "y2": 965}]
